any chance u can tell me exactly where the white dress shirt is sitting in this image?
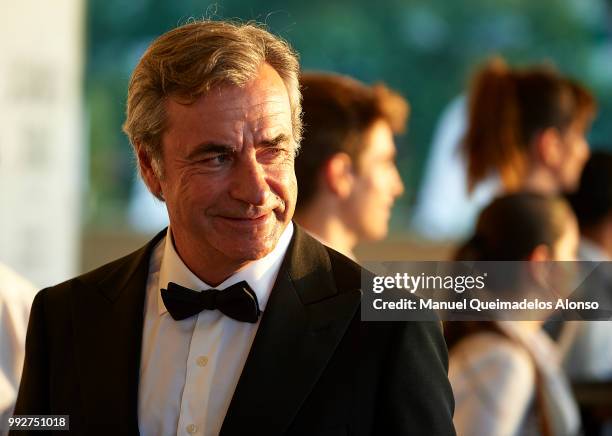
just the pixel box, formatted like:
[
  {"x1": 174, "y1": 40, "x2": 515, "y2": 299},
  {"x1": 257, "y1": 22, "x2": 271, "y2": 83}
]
[
  {"x1": 138, "y1": 223, "x2": 294, "y2": 436},
  {"x1": 0, "y1": 263, "x2": 37, "y2": 436}
]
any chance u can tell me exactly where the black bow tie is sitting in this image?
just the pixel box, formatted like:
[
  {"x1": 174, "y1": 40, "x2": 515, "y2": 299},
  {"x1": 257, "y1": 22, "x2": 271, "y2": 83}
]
[{"x1": 161, "y1": 281, "x2": 261, "y2": 323}]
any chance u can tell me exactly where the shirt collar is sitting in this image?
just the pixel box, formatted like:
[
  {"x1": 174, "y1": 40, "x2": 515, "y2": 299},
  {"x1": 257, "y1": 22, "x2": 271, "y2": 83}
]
[{"x1": 157, "y1": 222, "x2": 294, "y2": 316}]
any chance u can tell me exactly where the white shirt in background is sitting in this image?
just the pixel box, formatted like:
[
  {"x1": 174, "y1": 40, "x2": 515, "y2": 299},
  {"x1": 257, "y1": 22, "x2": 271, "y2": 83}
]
[
  {"x1": 450, "y1": 321, "x2": 580, "y2": 436},
  {"x1": 0, "y1": 263, "x2": 37, "y2": 436}
]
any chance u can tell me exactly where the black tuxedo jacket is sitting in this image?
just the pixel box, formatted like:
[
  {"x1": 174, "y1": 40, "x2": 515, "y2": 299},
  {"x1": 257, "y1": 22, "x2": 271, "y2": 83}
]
[{"x1": 14, "y1": 225, "x2": 455, "y2": 435}]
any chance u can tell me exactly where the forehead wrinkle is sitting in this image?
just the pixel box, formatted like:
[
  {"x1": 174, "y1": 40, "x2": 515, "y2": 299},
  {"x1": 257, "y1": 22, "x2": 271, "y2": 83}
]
[
  {"x1": 191, "y1": 101, "x2": 288, "y2": 132},
  {"x1": 249, "y1": 110, "x2": 289, "y2": 127},
  {"x1": 219, "y1": 97, "x2": 288, "y2": 114}
]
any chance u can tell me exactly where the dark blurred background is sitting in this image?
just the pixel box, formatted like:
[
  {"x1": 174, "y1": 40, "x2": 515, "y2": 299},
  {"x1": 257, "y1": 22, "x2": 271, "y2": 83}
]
[{"x1": 86, "y1": 0, "x2": 612, "y2": 233}]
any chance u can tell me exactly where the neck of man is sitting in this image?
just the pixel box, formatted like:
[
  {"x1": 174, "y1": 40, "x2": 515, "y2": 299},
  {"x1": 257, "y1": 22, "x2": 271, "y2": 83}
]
[
  {"x1": 170, "y1": 229, "x2": 251, "y2": 287},
  {"x1": 294, "y1": 202, "x2": 357, "y2": 259}
]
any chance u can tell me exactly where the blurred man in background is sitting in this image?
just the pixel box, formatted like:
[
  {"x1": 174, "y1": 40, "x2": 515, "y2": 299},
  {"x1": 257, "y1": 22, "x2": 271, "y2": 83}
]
[{"x1": 294, "y1": 72, "x2": 408, "y2": 259}]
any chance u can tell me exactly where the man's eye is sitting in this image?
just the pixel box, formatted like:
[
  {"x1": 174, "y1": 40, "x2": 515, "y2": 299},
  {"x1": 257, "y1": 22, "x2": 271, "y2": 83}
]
[
  {"x1": 260, "y1": 147, "x2": 287, "y2": 159},
  {"x1": 205, "y1": 154, "x2": 231, "y2": 165}
]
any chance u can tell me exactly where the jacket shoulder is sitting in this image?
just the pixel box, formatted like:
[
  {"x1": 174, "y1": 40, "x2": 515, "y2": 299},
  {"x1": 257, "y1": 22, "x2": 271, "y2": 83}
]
[{"x1": 323, "y1": 245, "x2": 373, "y2": 294}]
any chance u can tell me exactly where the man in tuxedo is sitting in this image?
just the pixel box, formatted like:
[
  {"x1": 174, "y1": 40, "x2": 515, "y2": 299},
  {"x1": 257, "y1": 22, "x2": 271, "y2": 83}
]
[
  {"x1": 294, "y1": 73, "x2": 407, "y2": 259},
  {"x1": 14, "y1": 20, "x2": 455, "y2": 435}
]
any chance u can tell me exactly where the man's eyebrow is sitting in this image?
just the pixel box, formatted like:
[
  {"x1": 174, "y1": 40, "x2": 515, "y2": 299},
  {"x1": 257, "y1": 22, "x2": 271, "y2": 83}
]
[
  {"x1": 258, "y1": 133, "x2": 291, "y2": 147},
  {"x1": 185, "y1": 143, "x2": 234, "y2": 160}
]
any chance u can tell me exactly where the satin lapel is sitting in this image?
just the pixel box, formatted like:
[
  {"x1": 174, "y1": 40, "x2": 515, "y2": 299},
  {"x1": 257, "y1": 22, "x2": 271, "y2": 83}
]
[
  {"x1": 221, "y1": 226, "x2": 361, "y2": 435},
  {"x1": 71, "y1": 229, "x2": 167, "y2": 434}
]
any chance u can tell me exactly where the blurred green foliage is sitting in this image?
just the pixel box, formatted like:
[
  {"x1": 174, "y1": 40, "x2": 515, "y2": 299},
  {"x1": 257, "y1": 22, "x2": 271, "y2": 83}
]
[{"x1": 86, "y1": 0, "x2": 612, "y2": 229}]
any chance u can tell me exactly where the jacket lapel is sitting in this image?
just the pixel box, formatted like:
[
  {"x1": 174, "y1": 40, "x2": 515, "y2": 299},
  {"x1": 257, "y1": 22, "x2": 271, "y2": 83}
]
[
  {"x1": 71, "y1": 229, "x2": 166, "y2": 434},
  {"x1": 221, "y1": 226, "x2": 362, "y2": 435}
]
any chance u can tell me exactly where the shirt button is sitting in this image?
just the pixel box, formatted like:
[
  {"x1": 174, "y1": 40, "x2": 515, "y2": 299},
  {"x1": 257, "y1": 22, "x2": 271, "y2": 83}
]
[
  {"x1": 196, "y1": 356, "x2": 208, "y2": 367},
  {"x1": 186, "y1": 424, "x2": 198, "y2": 434}
]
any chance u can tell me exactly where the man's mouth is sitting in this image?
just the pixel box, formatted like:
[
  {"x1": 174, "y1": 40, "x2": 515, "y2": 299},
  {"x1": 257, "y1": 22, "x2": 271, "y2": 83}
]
[{"x1": 217, "y1": 213, "x2": 271, "y2": 224}]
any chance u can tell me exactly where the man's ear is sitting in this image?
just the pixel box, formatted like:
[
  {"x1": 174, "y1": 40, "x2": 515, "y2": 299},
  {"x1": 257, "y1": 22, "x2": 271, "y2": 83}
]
[
  {"x1": 323, "y1": 152, "x2": 355, "y2": 199},
  {"x1": 527, "y1": 244, "x2": 557, "y2": 295},
  {"x1": 535, "y1": 127, "x2": 563, "y2": 168},
  {"x1": 136, "y1": 144, "x2": 164, "y2": 201}
]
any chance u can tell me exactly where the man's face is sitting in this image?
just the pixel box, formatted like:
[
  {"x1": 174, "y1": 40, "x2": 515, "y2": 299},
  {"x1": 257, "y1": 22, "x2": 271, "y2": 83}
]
[
  {"x1": 343, "y1": 120, "x2": 404, "y2": 241},
  {"x1": 148, "y1": 63, "x2": 297, "y2": 268}
]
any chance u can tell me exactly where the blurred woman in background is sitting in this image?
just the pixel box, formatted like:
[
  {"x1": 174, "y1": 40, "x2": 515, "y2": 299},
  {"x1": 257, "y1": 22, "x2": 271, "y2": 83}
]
[
  {"x1": 448, "y1": 192, "x2": 581, "y2": 436},
  {"x1": 463, "y1": 57, "x2": 596, "y2": 196}
]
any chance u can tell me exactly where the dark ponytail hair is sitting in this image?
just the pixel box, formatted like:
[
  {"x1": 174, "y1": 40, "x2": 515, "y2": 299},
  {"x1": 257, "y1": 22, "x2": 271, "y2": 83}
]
[
  {"x1": 454, "y1": 192, "x2": 573, "y2": 261},
  {"x1": 463, "y1": 57, "x2": 596, "y2": 192}
]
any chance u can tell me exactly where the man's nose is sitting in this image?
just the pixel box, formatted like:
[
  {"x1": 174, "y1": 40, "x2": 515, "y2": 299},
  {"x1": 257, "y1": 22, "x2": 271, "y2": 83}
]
[{"x1": 229, "y1": 153, "x2": 271, "y2": 206}]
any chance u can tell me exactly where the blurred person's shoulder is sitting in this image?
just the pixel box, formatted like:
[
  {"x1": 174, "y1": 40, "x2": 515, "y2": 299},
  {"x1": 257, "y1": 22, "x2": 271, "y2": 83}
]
[{"x1": 449, "y1": 331, "x2": 534, "y2": 385}]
